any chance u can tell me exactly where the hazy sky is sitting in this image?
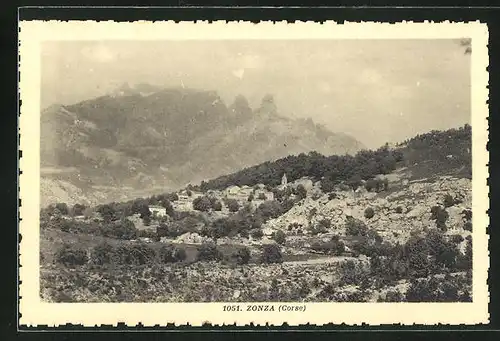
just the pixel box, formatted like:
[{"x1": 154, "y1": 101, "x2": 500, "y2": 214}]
[{"x1": 41, "y1": 39, "x2": 471, "y2": 148}]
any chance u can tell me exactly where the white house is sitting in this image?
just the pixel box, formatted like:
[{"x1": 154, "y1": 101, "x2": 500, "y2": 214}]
[{"x1": 149, "y1": 205, "x2": 167, "y2": 217}]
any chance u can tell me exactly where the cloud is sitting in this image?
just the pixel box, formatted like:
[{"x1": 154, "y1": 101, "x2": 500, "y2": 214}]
[{"x1": 81, "y1": 45, "x2": 116, "y2": 63}]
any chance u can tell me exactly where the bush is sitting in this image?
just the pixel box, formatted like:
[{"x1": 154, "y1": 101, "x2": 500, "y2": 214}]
[
  {"x1": 406, "y1": 277, "x2": 462, "y2": 302},
  {"x1": 210, "y1": 198, "x2": 222, "y2": 211},
  {"x1": 196, "y1": 243, "x2": 223, "y2": 262},
  {"x1": 55, "y1": 203, "x2": 69, "y2": 215},
  {"x1": 250, "y1": 228, "x2": 264, "y2": 239},
  {"x1": 310, "y1": 235, "x2": 345, "y2": 255},
  {"x1": 158, "y1": 244, "x2": 186, "y2": 263},
  {"x1": 339, "y1": 260, "x2": 369, "y2": 286},
  {"x1": 295, "y1": 185, "x2": 307, "y2": 200},
  {"x1": 321, "y1": 179, "x2": 336, "y2": 193},
  {"x1": 379, "y1": 290, "x2": 405, "y2": 302},
  {"x1": 225, "y1": 199, "x2": 240, "y2": 213},
  {"x1": 395, "y1": 206, "x2": 403, "y2": 214},
  {"x1": 431, "y1": 206, "x2": 449, "y2": 231},
  {"x1": 193, "y1": 196, "x2": 212, "y2": 211},
  {"x1": 345, "y1": 217, "x2": 368, "y2": 236},
  {"x1": 461, "y1": 209, "x2": 472, "y2": 221},
  {"x1": 115, "y1": 243, "x2": 156, "y2": 266},
  {"x1": 257, "y1": 193, "x2": 267, "y2": 200},
  {"x1": 257, "y1": 200, "x2": 284, "y2": 221},
  {"x1": 260, "y1": 244, "x2": 283, "y2": 264},
  {"x1": 273, "y1": 230, "x2": 286, "y2": 245},
  {"x1": 72, "y1": 203, "x2": 87, "y2": 216},
  {"x1": 232, "y1": 247, "x2": 251, "y2": 265},
  {"x1": 364, "y1": 207, "x2": 375, "y2": 219},
  {"x1": 90, "y1": 241, "x2": 115, "y2": 265},
  {"x1": 463, "y1": 221, "x2": 472, "y2": 232},
  {"x1": 55, "y1": 244, "x2": 88, "y2": 266},
  {"x1": 443, "y1": 194, "x2": 455, "y2": 208},
  {"x1": 328, "y1": 192, "x2": 337, "y2": 200}
]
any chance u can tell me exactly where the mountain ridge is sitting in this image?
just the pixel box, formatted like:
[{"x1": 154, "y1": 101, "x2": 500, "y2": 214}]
[{"x1": 41, "y1": 85, "x2": 365, "y2": 206}]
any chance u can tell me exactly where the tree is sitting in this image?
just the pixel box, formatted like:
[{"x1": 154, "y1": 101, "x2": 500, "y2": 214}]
[
  {"x1": 260, "y1": 244, "x2": 283, "y2": 264},
  {"x1": 72, "y1": 203, "x2": 86, "y2": 216},
  {"x1": 97, "y1": 204, "x2": 117, "y2": 222},
  {"x1": 55, "y1": 243, "x2": 88, "y2": 266},
  {"x1": 364, "y1": 207, "x2": 375, "y2": 219},
  {"x1": 210, "y1": 198, "x2": 222, "y2": 211},
  {"x1": 345, "y1": 217, "x2": 368, "y2": 236},
  {"x1": 160, "y1": 200, "x2": 175, "y2": 217},
  {"x1": 443, "y1": 194, "x2": 455, "y2": 208},
  {"x1": 295, "y1": 185, "x2": 307, "y2": 200},
  {"x1": 159, "y1": 244, "x2": 186, "y2": 263},
  {"x1": 196, "y1": 243, "x2": 223, "y2": 262},
  {"x1": 225, "y1": 198, "x2": 240, "y2": 213},
  {"x1": 320, "y1": 178, "x2": 336, "y2": 193},
  {"x1": 273, "y1": 230, "x2": 287, "y2": 245},
  {"x1": 55, "y1": 203, "x2": 69, "y2": 215},
  {"x1": 250, "y1": 228, "x2": 264, "y2": 239},
  {"x1": 193, "y1": 196, "x2": 212, "y2": 212},
  {"x1": 232, "y1": 247, "x2": 251, "y2": 265}
]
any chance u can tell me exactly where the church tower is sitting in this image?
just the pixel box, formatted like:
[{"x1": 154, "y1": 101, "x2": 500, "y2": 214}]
[{"x1": 281, "y1": 173, "x2": 288, "y2": 186}]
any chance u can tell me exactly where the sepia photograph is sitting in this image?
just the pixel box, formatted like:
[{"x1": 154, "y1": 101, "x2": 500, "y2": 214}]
[{"x1": 19, "y1": 21, "x2": 489, "y2": 326}]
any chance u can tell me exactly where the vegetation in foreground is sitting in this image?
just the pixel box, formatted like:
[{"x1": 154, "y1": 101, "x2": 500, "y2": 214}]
[{"x1": 40, "y1": 125, "x2": 473, "y2": 303}]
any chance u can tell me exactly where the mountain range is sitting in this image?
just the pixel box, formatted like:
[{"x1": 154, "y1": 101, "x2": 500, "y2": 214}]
[{"x1": 40, "y1": 83, "x2": 365, "y2": 206}]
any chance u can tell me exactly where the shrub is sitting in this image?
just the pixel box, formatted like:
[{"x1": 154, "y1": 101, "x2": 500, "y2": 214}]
[
  {"x1": 463, "y1": 221, "x2": 472, "y2": 232},
  {"x1": 318, "y1": 218, "x2": 331, "y2": 229},
  {"x1": 273, "y1": 230, "x2": 287, "y2": 245},
  {"x1": 166, "y1": 192, "x2": 179, "y2": 202},
  {"x1": 295, "y1": 185, "x2": 307, "y2": 200},
  {"x1": 310, "y1": 235, "x2": 345, "y2": 255},
  {"x1": 380, "y1": 290, "x2": 405, "y2": 302},
  {"x1": 309, "y1": 224, "x2": 327, "y2": 236},
  {"x1": 257, "y1": 200, "x2": 284, "y2": 221},
  {"x1": 431, "y1": 206, "x2": 449, "y2": 231},
  {"x1": 321, "y1": 179, "x2": 336, "y2": 193},
  {"x1": 364, "y1": 207, "x2": 375, "y2": 219},
  {"x1": 193, "y1": 196, "x2": 212, "y2": 211},
  {"x1": 395, "y1": 206, "x2": 403, "y2": 214},
  {"x1": 461, "y1": 209, "x2": 472, "y2": 221},
  {"x1": 210, "y1": 198, "x2": 222, "y2": 211},
  {"x1": 328, "y1": 192, "x2": 337, "y2": 200},
  {"x1": 160, "y1": 200, "x2": 175, "y2": 217},
  {"x1": 232, "y1": 247, "x2": 251, "y2": 265},
  {"x1": 345, "y1": 217, "x2": 368, "y2": 236},
  {"x1": 450, "y1": 234, "x2": 464, "y2": 244},
  {"x1": 260, "y1": 244, "x2": 283, "y2": 264},
  {"x1": 339, "y1": 260, "x2": 369, "y2": 286},
  {"x1": 250, "y1": 228, "x2": 264, "y2": 239},
  {"x1": 90, "y1": 241, "x2": 115, "y2": 265},
  {"x1": 225, "y1": 199, "x2": 240, "y2": 213},
  {"x1": 443, "y1": 194, "x2": 455, "y2": 208},
  {"x1": 55, "y1": 203, "x2": 69, "y2": 215},
  {"x1": 159, "y1": 244, "x2": 186, "y2": 263},
  {"x1": 72, "y1": 203, "x2": 87, "y2": 216},
  {"x1": 211, "y1": 218, "x2": 235, "y2": 239},
  {"x1": 257, "y1": 193, "x2": 267, "y2": 200},
  {"x1": 55, "y1": 243, "x2": 88, "y2": 266},
  {"x1": 196, "y1": 243, "x2": 223, "y2": 262},
  {"x1": 405, "y1": 277, "x2": 462, "y2": 302},
  {"x1": 247, "y1": 193, "x2": 254, "y2": 202},
  {"x1": 115, "y1": 243, "x2": 156, "y2": 266}
]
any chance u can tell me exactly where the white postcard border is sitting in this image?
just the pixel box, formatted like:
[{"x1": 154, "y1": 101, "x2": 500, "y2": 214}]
[{"x1": 19, "y1": 20, "x2": 490, "y2": 327}]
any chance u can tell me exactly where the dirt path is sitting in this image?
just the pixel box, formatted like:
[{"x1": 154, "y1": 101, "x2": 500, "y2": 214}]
[{"x1": 284, "y1": 256, "x2": 357, "y2": 266}]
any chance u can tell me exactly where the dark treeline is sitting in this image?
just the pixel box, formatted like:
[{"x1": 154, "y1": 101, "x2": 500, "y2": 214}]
[{"x1": 196, "y1": 124, "x2": 471, "y2": 192}]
